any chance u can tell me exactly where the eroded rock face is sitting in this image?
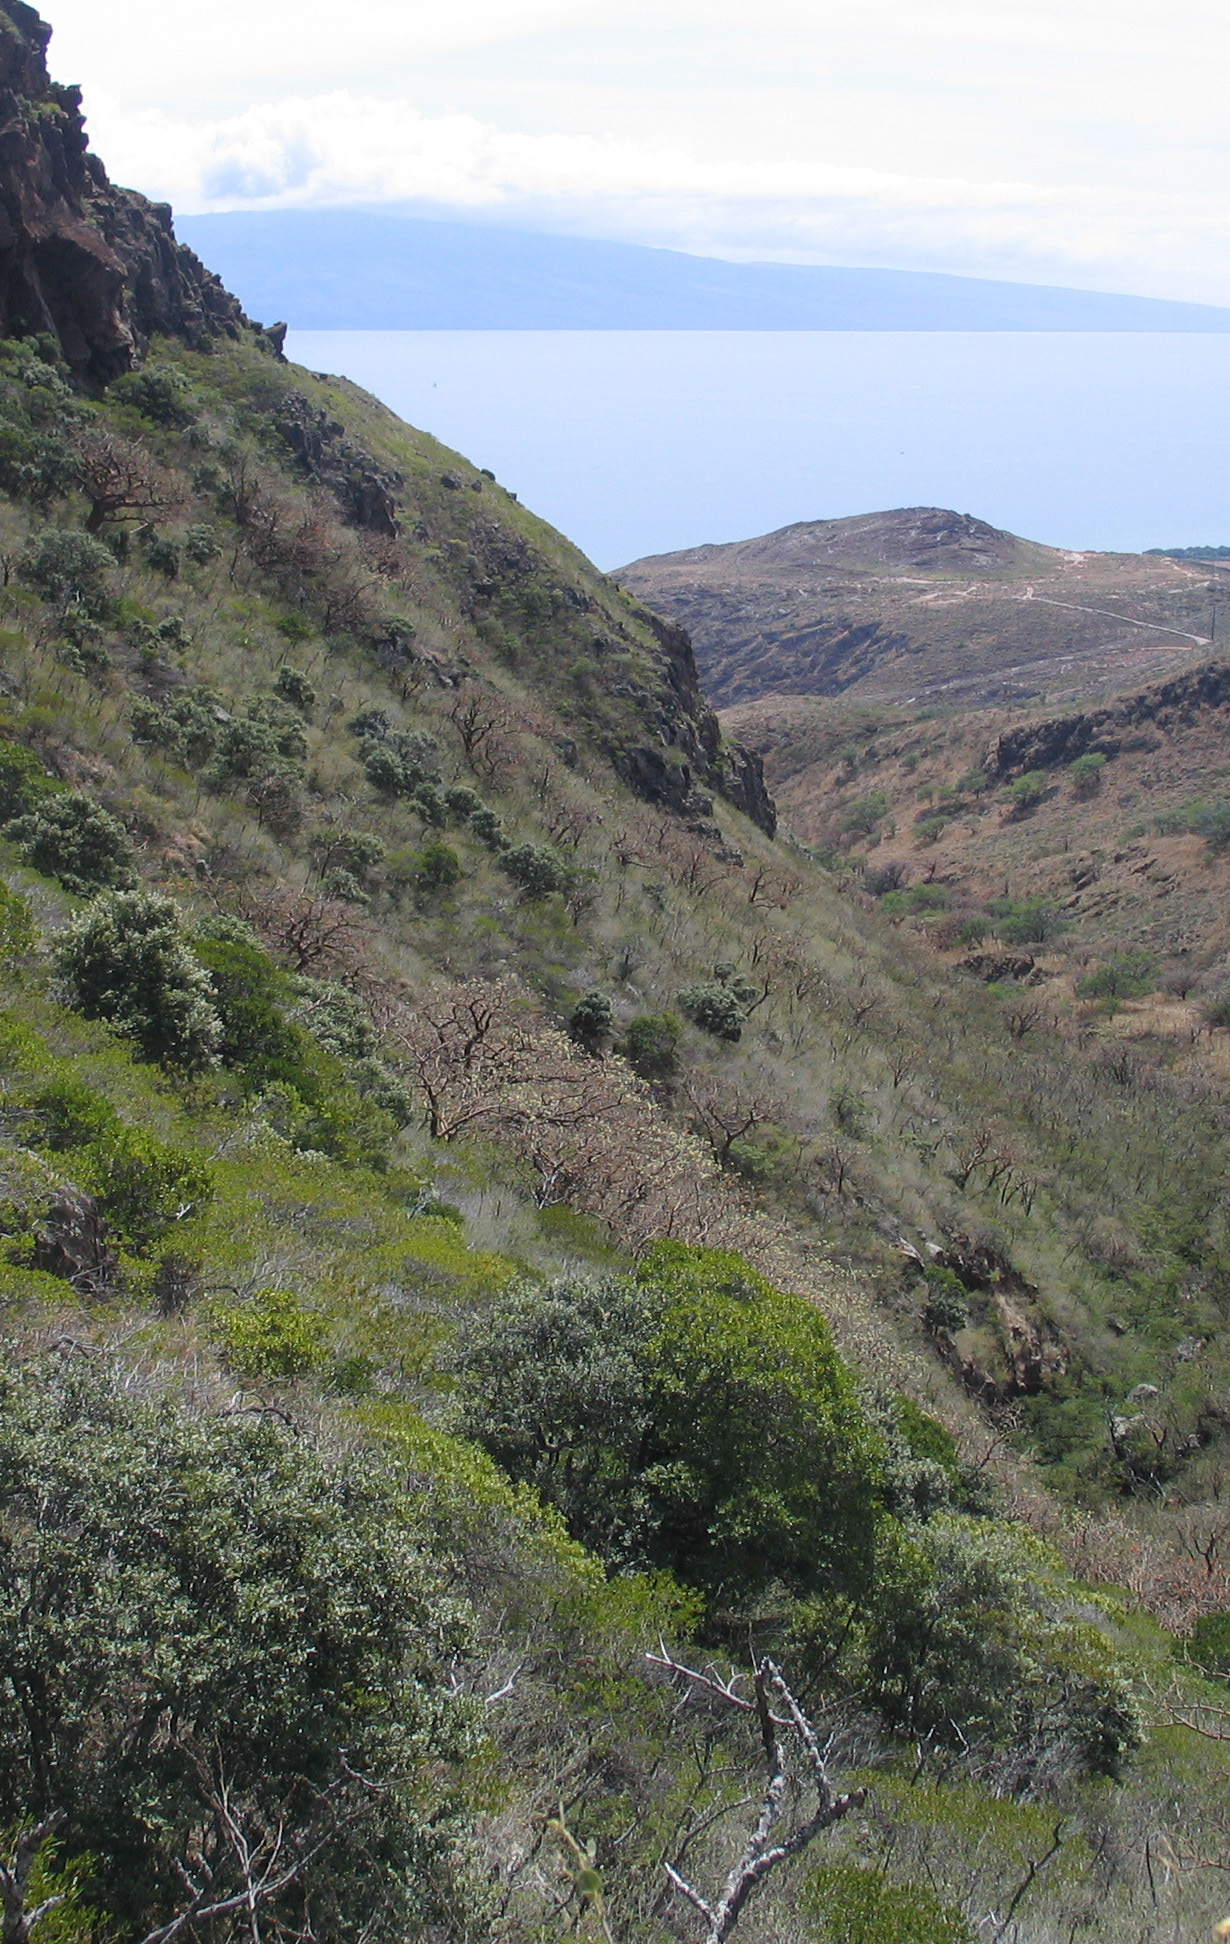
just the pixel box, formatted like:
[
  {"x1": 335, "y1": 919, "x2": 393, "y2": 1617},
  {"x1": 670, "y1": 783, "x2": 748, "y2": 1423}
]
[
  {"x1": 0, "y1": 0, "x2": 250, "y2": 381},
  {"x1": 633, "y1": 607, "x2": 776, "y2": 834}
]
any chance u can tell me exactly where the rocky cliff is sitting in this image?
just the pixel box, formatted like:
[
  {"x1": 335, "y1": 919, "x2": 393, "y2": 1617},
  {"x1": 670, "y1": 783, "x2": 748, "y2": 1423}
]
[
  {"x1": 0, "y1": 0, "x2": 773, "y2": 831},
  {"x1": 0, "y1": 0, "x2": 252, "y2": 381}
]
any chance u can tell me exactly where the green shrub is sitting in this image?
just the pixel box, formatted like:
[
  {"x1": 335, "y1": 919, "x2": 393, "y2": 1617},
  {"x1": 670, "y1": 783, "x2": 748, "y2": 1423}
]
[
  {"x1": 0, "y1": 878, "x2": 35, "y2": 960},
  {"x1": 25, "y1": 1076, "x2": 121, "y2": 1150},
  {"x1": 17, "y1": 529, "x2": 114, "y2": 612},
  {"x1": 568, "y1": 990, "x2": 614, "y2": 1053},
  {"x1": 990, "y1": 898, "x2": 1066, "y2": 945},
  {"x1": 863, "y1": 1514, "x2": 1142, "y2": 1778},
  {"x1": 144, "y1": 534, "x2": 180, "y2": 577},
  {"x1": 0, "y1": 739, "x2": 55, "y2": 820},
  {"x1": 5, "y1": 790, "x2": 137, "y2": 895},
  {"x1": 499, "y1": 841, "x2": 571, "y2": 899},
  {"x1": 1070, "y1": 751, "x2": 1108, "y2": 795},
  {"x1": 840, "y1": 790, "x2": 889, "y2": 834},
  {"x1": 955, "y1": 914, "x2": 991, "y2": 947},
  {"x1": 53, "y1": 889, "x2": 223, "y2": 1070},
  {"x1": 1002, "y1": 770, "x2": 1050, "y2": 817},
  {"x1": 803, "y1": 1864, "x2": 972, "y2": 1944},
  {"x1": 0, "y1": 1353, "x2": 476, "y2": 1936},
  {"x1": 620, "y1": 1010, "x2": 682, "y2": 1080},
  {"x1": 79, "y1": 1126, "x2": 214, "y2": 1253},
  {"x1": 212, "y1": 1285, "x2": 330, "y2": 1380},
  {"x1": 922, "y1": 1267, "x2": 969, "y2": 1334},
  {"x1": 1187, "y1": 1609, "x2": 1230, "y2": 1679},
  {"x1": 112, "y1": 364, "x2": 196, "y2": 425},
  {"x1": 881, "y1": 883, "x2": 950, "y2": 917},
  {"x1": 1076, "y1": 950, "x2": 1157, "y2": 1009}
]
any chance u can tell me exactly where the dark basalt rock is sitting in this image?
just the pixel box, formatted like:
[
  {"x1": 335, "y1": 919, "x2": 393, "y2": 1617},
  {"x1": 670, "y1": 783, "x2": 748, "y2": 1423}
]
[
  {"x1": 985, "y1": 659, "x2": 1230, "y2": 781},
  {"x1": 634, "y1": 605, "x2": 776, "y2": 834},
  {"x1": 0, "y1": 0, "x2": 250, "y2": 381},
  {"x1": 34, "y1": 1184, "x2": 121, "y2": 1295}
]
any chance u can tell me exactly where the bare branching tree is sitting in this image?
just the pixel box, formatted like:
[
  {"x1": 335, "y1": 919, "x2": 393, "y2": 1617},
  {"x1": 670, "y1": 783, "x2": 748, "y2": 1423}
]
[
  {"x1": 647, "y1": 1653, "x2": 867, "y2": 1944},
  {"x1": 72, "y1": 426, "x2": 182, "y2": 534}
]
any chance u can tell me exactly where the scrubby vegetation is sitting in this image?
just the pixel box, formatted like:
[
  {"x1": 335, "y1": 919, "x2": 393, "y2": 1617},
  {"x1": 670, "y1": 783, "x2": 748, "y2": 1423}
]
[{"x1": 0, "y1": 235, "x2": 1229, "y2": 1939}]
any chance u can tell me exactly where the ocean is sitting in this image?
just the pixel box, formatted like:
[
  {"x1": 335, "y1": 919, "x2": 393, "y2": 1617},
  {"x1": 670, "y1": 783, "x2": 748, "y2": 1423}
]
[{"x1": 285, "y1": 330, "x2": 1230, "y2": 569}]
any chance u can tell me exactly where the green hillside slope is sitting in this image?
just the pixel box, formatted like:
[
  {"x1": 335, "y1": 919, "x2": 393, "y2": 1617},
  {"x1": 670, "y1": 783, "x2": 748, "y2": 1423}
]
[{"x1": 0, "y1": 5, "x2": 1229, "y2": 1940}]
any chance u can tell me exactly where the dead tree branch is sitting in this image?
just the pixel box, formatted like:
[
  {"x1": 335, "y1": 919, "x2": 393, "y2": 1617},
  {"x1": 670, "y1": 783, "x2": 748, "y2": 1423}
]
[{"x1": 650, "y1": 1653, "x2": 866, "y2": 1943}]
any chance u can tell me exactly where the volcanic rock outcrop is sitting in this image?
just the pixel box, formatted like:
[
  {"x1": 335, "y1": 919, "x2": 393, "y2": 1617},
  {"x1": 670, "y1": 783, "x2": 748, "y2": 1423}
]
[{"x1": 0, "y1": 0, "x2": 253, "y2": 381}]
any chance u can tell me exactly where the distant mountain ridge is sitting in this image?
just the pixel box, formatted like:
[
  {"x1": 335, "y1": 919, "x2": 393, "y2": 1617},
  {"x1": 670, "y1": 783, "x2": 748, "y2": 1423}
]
[{"x1": 176, "y1": 211, "x2": 1230, "y2": 332}]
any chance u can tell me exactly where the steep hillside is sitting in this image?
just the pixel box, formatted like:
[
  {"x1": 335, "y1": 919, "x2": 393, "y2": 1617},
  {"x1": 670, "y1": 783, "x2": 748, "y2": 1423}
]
[
  {"x1": 618, "y1": 507, "x2": 1217, "y2": 710},
  {"x1": 3, "y1": 6, "x2": 1230, "y2": 1940},
  {"x1": 727, "y1": 654, "x2": 1230, "y2": 994}
]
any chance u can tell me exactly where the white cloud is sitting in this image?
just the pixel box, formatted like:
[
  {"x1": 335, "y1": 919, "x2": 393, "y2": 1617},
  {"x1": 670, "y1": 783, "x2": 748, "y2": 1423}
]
[
  {"x1": 45, "y1": 0, "x2": 1230, "y2": 302},
  {"x1": 86, "y1": 90, "x2": 1230, "y2": 303}
]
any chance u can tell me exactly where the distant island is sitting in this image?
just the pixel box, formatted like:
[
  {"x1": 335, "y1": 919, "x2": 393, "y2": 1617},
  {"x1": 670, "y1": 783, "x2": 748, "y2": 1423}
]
[{"x1": 177, "y1": 210, "x2": 1230, "y2": 332}]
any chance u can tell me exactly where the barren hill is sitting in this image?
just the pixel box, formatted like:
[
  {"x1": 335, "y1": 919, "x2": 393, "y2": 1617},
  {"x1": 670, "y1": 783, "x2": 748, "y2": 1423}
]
[{"x1": 618, "y1": 507, "x2": 1221, "y2": 712}]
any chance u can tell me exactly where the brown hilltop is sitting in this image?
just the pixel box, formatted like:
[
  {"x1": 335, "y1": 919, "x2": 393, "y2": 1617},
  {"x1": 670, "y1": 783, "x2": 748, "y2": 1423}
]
[{"x1": 618, "y1": 506, "x2": 1218, "y2": 712}]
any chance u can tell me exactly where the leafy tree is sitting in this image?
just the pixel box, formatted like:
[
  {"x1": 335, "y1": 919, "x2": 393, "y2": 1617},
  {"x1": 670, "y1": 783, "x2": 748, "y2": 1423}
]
[
  {"x1": 444, "y1": 783, "x2": 482, "y2": 823},
  {"x1": 16, "y1": 529, "x2": 114, "y2": 613},
  {"x1": 568, "y1": 990, "x2": 614, "y2": 1053},
  {"x1": 53, "y1": 889, "x2": 223, "y2": 1071},
  {"x1": 130, "y1": 687, "x2": 224, "y2": 767},
  {"x1": 1076, "y1": 951, "x2": 1157, "y2": 1009},
  {"x1": 5, "y1": 791, "x2": 137, "y2": 896},
  {"x1": 0, "y1": 740, "x2": 55, "y2": 821},
  {"x1": 407, "y1": 840, "x2": 462, "y2": 899},
  {"x1": 620, "y1": 1010, "x2": 682, "y2": 1081},
  {"x1": 498, "y1": 841, "x2": 571, "y2": 898},
  {"x1": 469, "y1": 804, "x2": 506, "y2": 849},
  {"x1": 453, "y1": 1244, "x2": 886, "y2": 1614},
  {"x1": 1001, "y1": 770, "x2": 1050, "y2": 817},
  {"x1": 273, "y1": 664, "x2": 316, "y2": 713},
  {"x1": 1069, "y1": 751, "x2": 1108, "y2": 796},
  {"x1": 863, "y1": 1514, "x2": 1142, "y2": 1780},
  {"x1": 678, "y1": 981, "x2": 745, "y2": 1042},
  {"x1": 0, "y1": 1353, "x2": 477, "y2": 1939},
  {"x1": 183, "y1": 521, "x2": 221, "y2": 564},
  {"x1": 309, "y1": 827, "x2": 385, "y2": 904}
]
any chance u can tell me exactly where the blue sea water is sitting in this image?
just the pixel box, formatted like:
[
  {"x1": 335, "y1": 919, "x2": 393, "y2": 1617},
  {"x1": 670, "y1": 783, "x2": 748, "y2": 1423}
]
[{"x1": 286, "y1": 330, "x2": 1230, "y2": 571}]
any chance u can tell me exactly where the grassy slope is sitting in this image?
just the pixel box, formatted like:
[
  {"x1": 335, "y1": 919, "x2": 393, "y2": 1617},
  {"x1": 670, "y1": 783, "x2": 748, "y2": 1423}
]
[{"x1": 2, "y1": 331, "x2": 1230, "y2": 1937}]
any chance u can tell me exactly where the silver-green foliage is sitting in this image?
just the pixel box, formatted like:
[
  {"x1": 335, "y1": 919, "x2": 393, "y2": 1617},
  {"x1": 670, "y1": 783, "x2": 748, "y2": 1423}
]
[
  {"x1": 53, "y1": 889, "x2": 223, "y2": 1071},
  {"x1": 0, "y1": 1352, "x2": 478, "y2": 1939}
]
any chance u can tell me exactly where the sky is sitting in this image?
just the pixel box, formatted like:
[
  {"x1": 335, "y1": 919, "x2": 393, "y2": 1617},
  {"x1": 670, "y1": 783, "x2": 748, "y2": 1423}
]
[{"x1": 40, "y1": 0, "x2": 1230, "y2": 305}]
